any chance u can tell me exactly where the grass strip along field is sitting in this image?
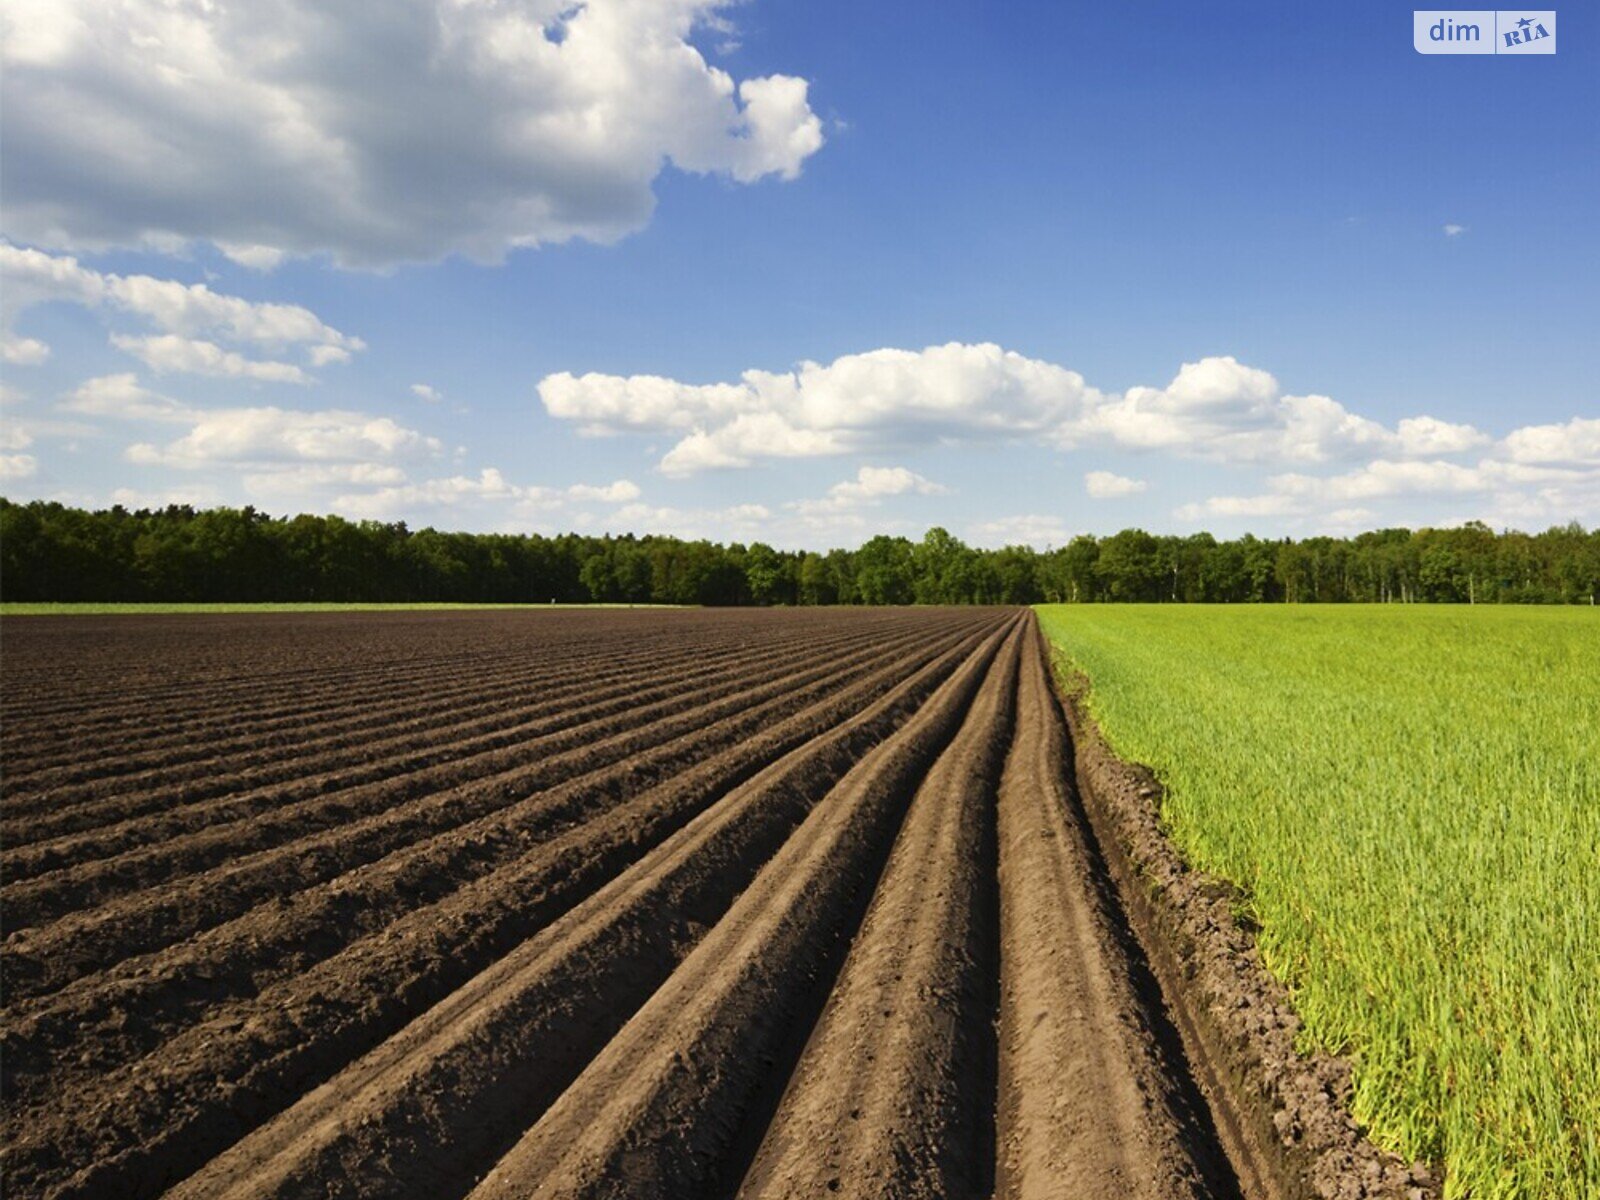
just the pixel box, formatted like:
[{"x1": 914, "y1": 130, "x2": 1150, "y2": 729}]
[
  {"x1": 1036, "y1": 604, "x2": 1600, "y2": 1200},
  {"x1": 3, "y1": 607, "x2": 1259, "y2": 1200}
]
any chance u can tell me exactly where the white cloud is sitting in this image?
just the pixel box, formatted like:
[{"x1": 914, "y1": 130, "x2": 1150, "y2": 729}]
[
  {"x1": 1175, "y1": 493, "x2": 1303, "y2": 521},
  {"x1": 1443, "y1": 223, "x2": 1467, "y2": 237},
  {"x1": 0, "y1": 411, "x2": 97, "y2": 453},
  {"x1": 1176, "y1": 456, "x2": 1600, "y2": 526},
  {"x1": 111, "y1": 335, "x2": 311, "y2": 384},
  {"x1": 542, "y1": 345, "x2": 1501, "y2": 476},
  {"x1": 1395, "y1": 415, "x2": 1490, "y2": 456},
  {"x1": 1, "y1": 244, "x2": 361, "y2": 355},
  {"x1": 0, "y1": 1, "x2": 824, "y2": 266},
  {"x1": 567, "y1": 479, "x2": 642, "y2": 503},
  {"x1": 127, "y1": 407, "x2": 443, "y2": 468},
  {"x1": 216, "y1": 243, "x2": 286, "y2": 271},
  {"x1": 545, "y1": 343, "x2": 1104, "y2": 474},
  {"x1": 60, "y1": 373, "x2": 194, "y2": 422},
  {"x1": 968, "y1": 514, "x2": 1075, "y2": 550},
  {"x1": 1273, "y1": 459, "x2": 1489, "y2": 503},
  {"x1": 1083, "y1": 359, "x2": 1407, "y2": 464},
  {"x1": 2, "y1": 334, "x2": 49, "y2": 364},
  {"x1": 1178, "y1": 460, "x2": 1487, "y2": 520},
  {"x1": 789, "y1": 465, "x2": 946, "y2": 517},
  {"x1": 726, "y1": 75, "x2": 825, "y2": 183},
  {"x1": 324, "y1": 470, "x2": 646, "y2": 524},
  {"x1": 1500, "y1": 416, "x2": 1600, "y2": 465},
  {"x1": 0, "y1": 453, "x2": 38, "y2": 480},
  {"x1": 242, "y1": 463, "x2": 409, "y2": 500},
  {"x1": 540, "y1": 371, "x2": 763, "y2": 437},
  {"x1": 829, "y1": 465, "x2": 946, "y2": 501},
  {"x1": 659, "y1": 414, "x2": 849, "y2": 475},
  {"x1": 410, "y1": 383, "x2": 444, "y2": 404},
  {"x1": 332, "y1": 469, "x2": 531, "y2": 519},
  {"x1": 1084, "y1": 470, "x2": 1147, "y2": 499}
]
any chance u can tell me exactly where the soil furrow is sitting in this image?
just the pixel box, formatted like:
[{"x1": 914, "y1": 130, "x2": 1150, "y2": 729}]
[
  {"x1": 0, "y1": 625, "x2": 774, "y2": 823},
  {"x1": 0, "y1": 624, "x2": 906, "y2": 920},
  {"x1": 992, "y1": 621, "x2": 1238, "y2": 1200},
  {"x1": 0, "y1": 620, "x2": 882, "y2": 852},
  {"x1": 1, "y1": 611, "x2": 858, "y2": 760},
  {"x1": 4, "y1": 615, "x2": 1009, "y2": 1200},
  {"x1": 0, "y1": 608, "x2": 1300, "y2": 1200},
  {"x1": 1, "y1": 620, "x2": 556, "y2": 724},
  {"x1": 459, "y1": 615, "x2": 1019, "y2": 1200},
  {"x1": 0, "y1": 620, "x2": 967, "y2": 1054},
  {"x1": 0, "y1": 622, "x2": 927, "y2": 950},
  {"x1": 735, "y1": 622, "x2": 1020, "y2": 1200},
  {"x1": 0, "y1": 629, "x2": 655, "y2": 785}
]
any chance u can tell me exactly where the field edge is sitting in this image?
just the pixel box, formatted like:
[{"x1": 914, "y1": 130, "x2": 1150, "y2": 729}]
[{"x1": 1039, "y1": 647, "x2": 1441, "y2": 1200}]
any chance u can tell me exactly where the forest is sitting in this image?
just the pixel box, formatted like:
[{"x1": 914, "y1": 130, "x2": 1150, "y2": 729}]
[{"x1": 2, "y1": 498, "x2": 1596, "y2": 606}]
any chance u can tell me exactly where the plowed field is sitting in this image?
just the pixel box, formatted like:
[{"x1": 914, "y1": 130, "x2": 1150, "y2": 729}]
[{"x1": 2, "y1": 608, "x2": 1246, "y2": 1199}]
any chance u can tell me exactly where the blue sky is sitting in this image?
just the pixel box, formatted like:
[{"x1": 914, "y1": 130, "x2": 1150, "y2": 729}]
[{"x1": 2, "y1": 0, "x2": 1596, "y2": 547}]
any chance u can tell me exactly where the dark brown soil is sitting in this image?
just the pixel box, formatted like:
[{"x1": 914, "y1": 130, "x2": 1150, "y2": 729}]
[{"x1": 0, "y1": 608, "x2": 1427, "y2": 1200}]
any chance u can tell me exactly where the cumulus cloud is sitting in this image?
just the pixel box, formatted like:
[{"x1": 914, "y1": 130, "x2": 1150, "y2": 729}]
[
  {"x1": 1084, "y1": 470, "x2": 1147, "y2": 499},
  {"x1": 548, "y1": 342, "x2": 1588, "y2": 532},
  {"x1": 826, "y1": 465, "x2": 946, "y2": 502},
  {"x1": 790, "y1": 465, "x2": 946, "y2": 517},
  {"x1": 323, "y1": 470, "x2": 645, "y2": 523},
  {"x1": 111, "y1": 335, "x2": 312, "y2": 384},
  {"x1": 308, "y1": 346, "x2": 353, "y2": 368},
  {"x1": 567, "y1": 479, "x2": 642, "y2": 502},
  {"x1": 216, "y1": 243, "x2": 286, "y2": 271},
  {"x1": 1, "y1": 244, "x2": 362, "y2": 357},
  {"x1": 0, "y1": 453, "x2": 38, "y2": 480},
  {"x1": 545, "y1": 343, "x2": 1104, "y2": 474},
  {"x1": 60, "y1": 373, "x2": 195, "y2": 422},
  {"x1": 540, "y1": 371, "x2": 765, "y2": 437},
  {"x1": 2, "y1": 334, "x2": 49, "y2": 364},
  {"x1": 126, "y1": 407, "x2": 443, "y2": 469},
  {"x1": 1080, "y1": 358, "x2": 1428, "y2": 464},
  {"x1": 1174, "y1": 493, "x2": 1305, "y2": 521},
  {"x1": 1500, "y1": 416, "x2": 1600, "y2": 465},
  {"x1": 1176, "y1": 460, "x2": 1487, "y2": 520},
  {"x1": 410, "y1": 383, "x2": 444, "y2": 404},
  {"x1": 243, "y1": 463, "x2": 410, "y2": 500},
  {"x1": 541, "y1": 345, "x2": 1499, "y2": 475},
  {"x1": 1395, "y1": 416, "x2": 1491, "y2": 456},
  {"x1": 659, "y1": 415, "x2": 849, "y2": 475},
  {"x1": 1443, "y1": 223, "x2": 1467, "y2": 237},
  {"x1": 1, "y1": 1, "x2": 825, "y2": 266},
  {"x1": 1175, "y1": 456, "x2": 1600, "y2": 525},
  {"x1": 331, "y1": 469, "x2": 531, "y2": 519}
]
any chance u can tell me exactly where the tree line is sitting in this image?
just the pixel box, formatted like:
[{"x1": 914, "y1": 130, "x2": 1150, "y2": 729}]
[{"x1": 2, "y1": 498, "x2": 1597, "y2": 605}]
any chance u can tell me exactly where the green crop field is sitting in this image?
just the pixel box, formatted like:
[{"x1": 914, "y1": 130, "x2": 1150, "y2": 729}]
[{"x1": 1035, "y1": 605, "x2": 1599, "y2": 1200}]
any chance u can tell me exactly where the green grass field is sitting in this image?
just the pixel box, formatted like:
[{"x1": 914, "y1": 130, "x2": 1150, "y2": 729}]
[
  {"x1": 0, "y1": 602, "x2": 683, "y2": 615},
  {"x1": 1035, "y1": 605, "x2": 1598, "y2": 1200}
]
